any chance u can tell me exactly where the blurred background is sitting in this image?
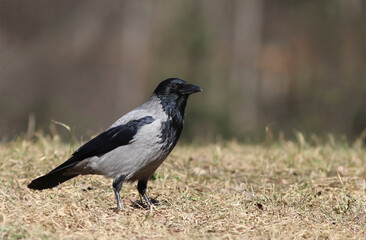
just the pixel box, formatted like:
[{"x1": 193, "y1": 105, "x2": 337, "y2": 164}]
[{"x1": 1, "y1": 0, "x2": 365, "y2": 142}]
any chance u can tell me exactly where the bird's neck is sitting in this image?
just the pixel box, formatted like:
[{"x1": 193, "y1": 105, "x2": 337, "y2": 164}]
[
  {"x1": 176, "y1": 96, "x2": 188, "y2": 119},
  {"x1": 159, "y1": 95, "x2": 187, "y2": 124},
  {"x1": 152, "y1": 94, "x2": 187, "y2": 151}
]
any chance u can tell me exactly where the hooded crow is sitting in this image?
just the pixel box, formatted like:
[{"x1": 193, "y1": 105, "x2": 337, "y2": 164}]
[{"x1": 28, "y1": 78, "x2": 202, "y2": 209}]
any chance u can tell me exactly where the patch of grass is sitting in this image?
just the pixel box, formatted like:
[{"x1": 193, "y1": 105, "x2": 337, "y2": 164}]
[{"x1": 0, "y1": 134, "x2": 365, "y2": 239}]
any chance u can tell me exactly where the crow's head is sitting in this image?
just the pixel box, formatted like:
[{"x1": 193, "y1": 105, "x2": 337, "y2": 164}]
[
  {"x1": 153, "y1": 78, "x2": 202, "y2": 117},
  {"x1": 154, "y1": 78, "x2": 202, "y2": 99}
]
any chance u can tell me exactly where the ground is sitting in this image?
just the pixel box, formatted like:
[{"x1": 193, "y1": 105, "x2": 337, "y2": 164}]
[{"x1": 0, "y1": 134, "x2": 365, "y2": 239}]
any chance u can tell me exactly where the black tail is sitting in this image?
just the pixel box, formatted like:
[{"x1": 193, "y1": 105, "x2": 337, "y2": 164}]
[
  {"x1": 28, "y1": 169, "x2": 79, "y2": 190},
  {"x1": 28, "y1": 154, "x2": 84, "y2": 190}
]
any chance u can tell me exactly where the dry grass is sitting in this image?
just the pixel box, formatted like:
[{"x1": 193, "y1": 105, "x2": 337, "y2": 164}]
[{"x1": 1, "y1": 134, "x2": 365, "y2": 239}]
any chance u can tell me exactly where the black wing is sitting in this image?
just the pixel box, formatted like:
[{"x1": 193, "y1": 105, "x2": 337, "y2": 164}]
[{"x1": 49, "y1": 116, "x2": 155, "y2": 174}]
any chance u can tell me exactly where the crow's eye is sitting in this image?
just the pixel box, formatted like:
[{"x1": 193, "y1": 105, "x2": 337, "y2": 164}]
[{"x1": 171, "y1": 83, "x2": 178, "y2": 89}]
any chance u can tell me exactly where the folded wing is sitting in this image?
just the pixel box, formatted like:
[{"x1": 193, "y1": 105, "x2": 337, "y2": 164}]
[{"x1": 28, "y1": 116, "x2": 155, "y2": 189}]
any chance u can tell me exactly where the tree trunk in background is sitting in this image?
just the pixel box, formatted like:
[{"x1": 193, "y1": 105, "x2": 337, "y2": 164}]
[
  {"x1": 115, "y1": 1, "x2": 153, "y2": 112},
  {"x1": 230, "y1": 0, "x2": 263, "y2": 134},
  {"x1": 338, "y1": 0, "x2": 366, "y2": 136}
]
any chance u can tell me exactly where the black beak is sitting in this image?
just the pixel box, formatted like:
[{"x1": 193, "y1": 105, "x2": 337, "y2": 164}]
[{"x1": 179, "y1": 83, "x2": 202, "y2": 95}]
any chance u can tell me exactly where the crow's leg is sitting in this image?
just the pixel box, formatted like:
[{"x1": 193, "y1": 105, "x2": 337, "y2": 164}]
[
  {"x1": 137, "y1": 179, "x2": 152, "y2": 209},
  {"x1": 113, "y1": 175, "x2": 126, "y2": 210}
]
